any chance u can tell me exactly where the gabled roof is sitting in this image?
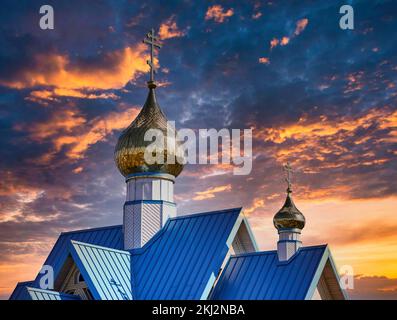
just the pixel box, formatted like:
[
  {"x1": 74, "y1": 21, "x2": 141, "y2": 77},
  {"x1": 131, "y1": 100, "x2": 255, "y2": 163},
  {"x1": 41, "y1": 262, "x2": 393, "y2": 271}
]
[
  {"x1": 131, "y1": 208, "x2": 243, "y2": 299},
  {"x1": 69, "y1": 240, "x2": 132, "y2": 300},
  {"x1": 9, "y1": 209, "x2": 346, "y2": 300},
  {"x1": 9, "y1": 225, "x2": 123, "y2": 300},
  {"x1": 37, "y1": 225, "x2": 123, "y2": 284},
  {"x1": 10, "y1": 208, "x2": 250, "y2": 300},
  {"x1": 211, "y1": 245, "x2": 345, "y2": 300},
  {"x1": 9, "y1": 281, "x2": 34, "y2": 300}
]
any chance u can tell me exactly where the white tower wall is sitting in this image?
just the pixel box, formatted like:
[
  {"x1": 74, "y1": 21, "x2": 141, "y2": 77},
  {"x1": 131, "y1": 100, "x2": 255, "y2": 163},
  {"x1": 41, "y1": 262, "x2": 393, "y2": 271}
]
[
  {"x1": 123, "y1": 174, "x2": 176, "y2": 250},
  {"x1": 277, "y1": 229, "x2": 302, "y2": 261}
]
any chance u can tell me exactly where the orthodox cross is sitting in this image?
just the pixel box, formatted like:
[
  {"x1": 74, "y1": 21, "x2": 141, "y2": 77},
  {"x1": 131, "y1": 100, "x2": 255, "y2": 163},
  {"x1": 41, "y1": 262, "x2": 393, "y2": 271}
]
[
  {"x1": 143, "y1": 28, "x2": 162, "y2": 82},
  {"x1": 283, "y1": 162, "x2": 293, "y2": 192}
]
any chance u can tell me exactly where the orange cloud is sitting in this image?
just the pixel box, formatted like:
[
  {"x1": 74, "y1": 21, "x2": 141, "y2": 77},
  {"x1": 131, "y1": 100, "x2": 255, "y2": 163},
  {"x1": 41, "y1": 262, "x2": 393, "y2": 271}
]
[
  {"x1": 244, "y1": 198, "x2": 265, "y2": 215},
  {"x1": 25, "y1": 90, "x2": 118, "y2": 107},
  {"x1": 268, "y1": 18, "x2": 308, "y2": 50},
  {"x1": 205, "y1": 5, "x2": 234, "y2": 23},
  {"x1": 251, "y1": 107, "x2": 396, "y2": 187},
  {"x1": 28, "y1": 90, "x2": 55, "y2": 101},
  {"x1": 259, "y1": 57, "x2": 270, "y2": 64},
  {"x1": 21, "y1": 109, "x2": 86, "y2": 141},
  {"x1": 254, "y1": 108, "x2": 396, "y2": 145},
  {"x1": 193, "y1": 184, "x2": 232, "y2": 201},
  {"x1": 0, "y1": 44, "x2": 149, "y2": 92},
  {"x1": 380, "y1": 110, "x2": 397, "y2": 129},
  {"x1": 72, "y1": 167, "x2": 84, "y2": 174},
  {"x1": 62, "y1": 108, "x2": 140, "y2": 159},
  {"x1": 179, "y1": 163, "x2": 235, "y2": 180},
  {"x1": 270, "y1": 38, "x2": 279, "y2": 49},
  {"x1": 295, "y1": 18, "x2": 309, "y2": 35},
  {"x1": 345, "y1": 71, "x2": 365, "y2": 93},
  {"x1": 280, "y1": 36, "x2": 290, "y2": 46},
  {"x1": 17, "y1": 105, "x2": 140, "y2": 161},
  {"x1": 159, "y1": 16, "x2": 186, "y2": 40},
  {"x1": 252, "y1": 12, "x2": 262, "y2": 19},
  {"x1": 27, "y1": 88, "x2": 119, "y2": 103}
]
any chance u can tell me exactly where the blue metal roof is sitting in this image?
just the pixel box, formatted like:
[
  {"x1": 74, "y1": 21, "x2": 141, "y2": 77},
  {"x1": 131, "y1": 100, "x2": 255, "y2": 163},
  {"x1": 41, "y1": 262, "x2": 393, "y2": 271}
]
[
  {"x1": 26, "y1": 287, "x2": 81, "y2": 300},
  {"x1": 131, "y1": 208, "x2": 242, "y2": 300},
  {"x1": 9, "y1": 208, "x2": 346, "y2": 300},
  {"x1": 211, "y1": 245, "x2": 328, "y2": 300},
  {"x1": 10, "y1": 208, "x2": 251, "y2": 300},
  {"x1": 43, "y1": 225, "x2": 123, "y2": 281},
  {"x1": 69, "y1": 240, "x2": 132, "y2": 300},
  {"x1": 9, "y1": 281, "x2": 34, "y2": 300},
  {"x1": 10, "y1": 285, "x2": 80, "y2": 300},
  {"x1": 9, "y1": 225, "x2": 123, "y2": 300},
  {"x1": 68, "y1": 208, "x2": 242, "y2": 300}
]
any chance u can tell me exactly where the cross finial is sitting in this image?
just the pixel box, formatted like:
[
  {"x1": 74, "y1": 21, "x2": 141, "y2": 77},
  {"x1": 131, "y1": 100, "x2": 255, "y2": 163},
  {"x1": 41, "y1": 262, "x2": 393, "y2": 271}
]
[
  {"x1": 143, "y1": 28, "x2": 162, "y2": 85},
  {"x1": 283, "y1": 162, "x2": 293, "y2": 193}
]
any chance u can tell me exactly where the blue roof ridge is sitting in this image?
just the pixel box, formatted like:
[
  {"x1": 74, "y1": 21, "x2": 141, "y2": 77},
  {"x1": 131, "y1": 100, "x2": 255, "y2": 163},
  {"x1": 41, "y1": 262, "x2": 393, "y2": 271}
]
[
  {"x1": 59, "y1": 208, "x2": 241, "y2": 237},
  {"x1": 300, "y1": 244, "x2": 328, "y2": 250},
  {"x1": 70, "y1": 240, "x2": 130, "y2": 255},
  {"x1": 231, "y1": 250, "x2": 277, "y2": 258},
  {"x1": 130, "y1": 207, "x2": 242, "y2": 255},
  {"x1": 16, "y1": 280, "x2": 34, "y2": 285},
  {"x1": 59, "y1": 208, "x2": 241, "y2": 239},
  {"x1": 230, "y1": 244, "x2": 328, "y2": 259},
  {"x1": 173, "y1": 207, "x2": 242, "y2": 221},
  {"x1": 278, "y1": 244, "x2": 328, "y2": 265},
  {"x1": 60, "y1": 224, "x2": 122, "y2": 236}
]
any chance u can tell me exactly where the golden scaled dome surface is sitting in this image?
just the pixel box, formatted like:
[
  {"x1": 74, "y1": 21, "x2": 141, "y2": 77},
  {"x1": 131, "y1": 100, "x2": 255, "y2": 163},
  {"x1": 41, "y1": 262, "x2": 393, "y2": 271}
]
[
  {"x1": 273, "y1": 191, "x2": 306, "y2": 230},
  {"x1": 114, "y1": 84, "x2": 184, "y2": 177}
]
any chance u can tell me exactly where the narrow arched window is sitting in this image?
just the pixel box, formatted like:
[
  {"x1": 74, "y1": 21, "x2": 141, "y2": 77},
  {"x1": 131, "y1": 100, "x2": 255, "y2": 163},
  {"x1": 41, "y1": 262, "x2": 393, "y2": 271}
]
[{"x1": 74, "y1": 270, "x2": 84, "y2": 284}]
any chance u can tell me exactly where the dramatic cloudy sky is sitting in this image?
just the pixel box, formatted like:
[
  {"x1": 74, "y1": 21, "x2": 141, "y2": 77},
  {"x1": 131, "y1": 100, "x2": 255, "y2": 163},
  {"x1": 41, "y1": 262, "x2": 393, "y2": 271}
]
[{"x1": 0, "y1": 0, "x2": 396, "y2": 299}]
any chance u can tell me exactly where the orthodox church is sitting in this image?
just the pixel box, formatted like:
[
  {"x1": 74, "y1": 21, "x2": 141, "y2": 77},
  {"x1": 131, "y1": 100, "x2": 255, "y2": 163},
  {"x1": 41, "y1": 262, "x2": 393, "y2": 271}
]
[{"x1": 10, "y1": 30, "x2": 347, "y2": 301}]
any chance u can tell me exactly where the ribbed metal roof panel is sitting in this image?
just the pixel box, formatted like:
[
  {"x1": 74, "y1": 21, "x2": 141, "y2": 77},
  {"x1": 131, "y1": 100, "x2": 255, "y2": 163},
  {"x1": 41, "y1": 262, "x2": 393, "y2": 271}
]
[
  {"x1": 9, "y1": 225, "x2": 123, "y2": 299},
  {"x1": 35, "y1": 225, "x2": 123, "y2": 284},
  {"x1": 10, "y1": 209, "x2": 246, "y2": 300},
  {"x1": 49, "y1": 225, "x2": 123, "y2": 276},
  {"x1": 70, "y1": 240, "x2": 132, "y2": 300},
  {"x1": 26, "y1": 287, "x2": 80, "y2": 300},
  {"x1": 131, "y1": 208, "x2": 242, "y2": 300},
  {"x1": 211, "y1": 245, "x2": 327, "y2": 300}
]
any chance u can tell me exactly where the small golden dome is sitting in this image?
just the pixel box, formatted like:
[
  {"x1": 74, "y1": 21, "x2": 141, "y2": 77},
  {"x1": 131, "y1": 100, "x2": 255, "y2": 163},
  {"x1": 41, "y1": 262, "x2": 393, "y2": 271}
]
[
  {"x1": 114, "y1": 82, "x2": 184, "y2": 177},
  {"x1": 273, "y1": 190, "x2": 306, "y2": 230}
]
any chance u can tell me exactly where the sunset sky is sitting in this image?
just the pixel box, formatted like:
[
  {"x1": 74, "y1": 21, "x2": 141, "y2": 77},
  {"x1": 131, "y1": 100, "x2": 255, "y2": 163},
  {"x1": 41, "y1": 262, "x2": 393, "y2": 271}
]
[{"x1": 0, "y1": 0, "x2": 396, "y2": 299}]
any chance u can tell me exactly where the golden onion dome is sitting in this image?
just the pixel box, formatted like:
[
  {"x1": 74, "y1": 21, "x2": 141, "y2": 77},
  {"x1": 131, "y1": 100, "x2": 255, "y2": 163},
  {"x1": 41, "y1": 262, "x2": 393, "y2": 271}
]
[
  {"x1": 273, "y1": 189, "x2": 306, "y2": 230},
  {"x1": 114, "y1": 82, "x2": 184, "y2": 178}
]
